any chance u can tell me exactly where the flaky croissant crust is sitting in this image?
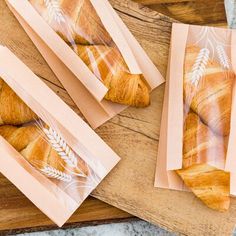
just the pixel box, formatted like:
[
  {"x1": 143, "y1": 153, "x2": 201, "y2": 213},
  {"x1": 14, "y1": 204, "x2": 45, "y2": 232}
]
[
  {"x1": 0, "y1": 78, "x2": 37, "y2": 125},
  {"x1": 177, "y1": 112, "x2": 230, "y2": 212},
  {"x1": 180, "y1": 45, "x2": 234, "y2": 210},
  {"x1": 30, "y1": 0, "x2": 151, "y2": 107},
  {"x1": 184, "y1": 45, "x2": 234, "y2": 136},
  {"x1": 74, "y1": 45, "x2": 150, "y2": 107},
  {"x1": 0, "y1": 124, "x2": 89, "y2": 176},
  {"x1": 29, "y1": 0, "x2": 112, "y2": 45},
  {"x1": 177, "y1": 163, "x2": 230, "y2": 212}
]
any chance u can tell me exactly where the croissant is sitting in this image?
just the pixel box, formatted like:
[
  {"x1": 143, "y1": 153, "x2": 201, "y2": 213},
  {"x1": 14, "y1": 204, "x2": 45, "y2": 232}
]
[
  {"x1": 29, "y1": 0, "x2": 112, "y2": 45},
  {"x1": 0, "y1": 78, "x2": 37, "y2": 125},
  {"x1": 0, "y1": 125, "x2": 89, "y2": 177},
  {"x1": 177, "y1": 112, "x2": 230, "y2": 211},
  {"x1": 176, "y1": 164, "x2": 230, "y2": 212},
  {"x1": 74, "y1": 45, "x2": 150, "y2": 107},
  {"x1": 183, "y1": 112, "x2": 226, "y2": 168},
  {"x1": 184, "y1": 45, "x2": 234, "y2": 136}
]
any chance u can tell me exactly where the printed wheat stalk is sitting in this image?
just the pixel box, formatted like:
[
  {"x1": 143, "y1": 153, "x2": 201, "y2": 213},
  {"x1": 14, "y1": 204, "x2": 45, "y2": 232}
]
[
  {"x1": 44, "y1": 0, "x2": 65, "y2": 24},
  {"x1": 43, "y1": 127, "x2": 78, "y2": 168},
  {"x1": 216, "y1": 45, "x2": 230, "y2": 69},
  {"x1": 41, "y1": 166, "x2": 72, "y2": 182},
  {"x1": 190, "y1": 48, "x2": 210, "y2": 87}
]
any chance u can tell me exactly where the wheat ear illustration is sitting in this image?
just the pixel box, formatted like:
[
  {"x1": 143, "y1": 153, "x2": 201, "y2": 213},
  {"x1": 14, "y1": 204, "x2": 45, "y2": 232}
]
[
  {"x1": 190, "y1": 48, "x2": 210, "y2": 87},
  {"x1": 44, "y1": 0, "x2": 65, "y2": 24},
  {"x1": 43, "y1": 127, "x2": 78, "y2": 168},
  {"x1": 216, "y1": 45, "x2": 230, "y2": 69},
  {"x1": 41, "y1": 166, "x2": 72, "y2": 182}
]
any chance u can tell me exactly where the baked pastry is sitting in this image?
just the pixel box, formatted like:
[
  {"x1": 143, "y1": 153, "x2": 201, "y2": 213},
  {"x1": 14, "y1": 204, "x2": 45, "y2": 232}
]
[
  {"x1": 182, "y1": 112, "x2": 226, "y2": 168},
  {"x1": 29, "y1": 0, "x2": 112, "y2": 45},
  {"x1": 177, "y1": 112, "x2": 230, "y2": 211},
  {"x1": 29, "y1": 0, "x2": 150, "y2": 107},
  {"x1": 0, "y1": 124, "x2": 88, "y2": 177},
  {"x1": 74, "y1": 45, "x2": 150, "y2": 107},
  {"x1": 184, "y1": 45, "x2": 234, "y2": 136},
  {"x1": 0, "y1": 78, "x2": 37, "y2": 125},
  {"x1": 177, "y1": 164, "x2": 230, "y2": 212}
]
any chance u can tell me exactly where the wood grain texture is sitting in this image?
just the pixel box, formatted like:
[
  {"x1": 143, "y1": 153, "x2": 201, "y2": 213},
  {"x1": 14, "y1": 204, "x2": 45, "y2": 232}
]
[
  {"x1": 135, "y1": 0, "x2": 227, "y2": 25},
  {"x1": 0, "y1": 1, "x2": 133, "y2": 234},
  {"x1": 0, "y1": 173, "x2": 133, "y2": 234},
  {"x1": 94, "y1": 1, "x2": 236, "y2": 236},
  {"x1": 0, "y1": 0, "x2": 235, "y2": 235}
]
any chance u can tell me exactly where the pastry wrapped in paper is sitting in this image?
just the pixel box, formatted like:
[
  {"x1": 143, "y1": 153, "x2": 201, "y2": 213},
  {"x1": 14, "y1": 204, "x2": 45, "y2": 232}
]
[
  {"x1": 29, "y1": 0, "x2": 151, "y2": 107},
  {"x1": 176, "y1": 112, "x2": 230, "y2": 212}
]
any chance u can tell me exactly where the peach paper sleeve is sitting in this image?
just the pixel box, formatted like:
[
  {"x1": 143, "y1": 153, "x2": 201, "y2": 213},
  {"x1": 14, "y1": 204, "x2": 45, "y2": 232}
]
[
  {"x1": 6, "y1": 0, "x2": 164, "y2": 129},
  {"x1": 0, "y1": 136, "x2": 78, "y2": 227},
  {"x1": 154, "y1": 47, "x2": 234, "y2": 193},
  {"x1": 0, "y1": 45, "x2": 120, "y2": 179},
  {"x1": 225, "y1": 30, "x2": 236, "y2": 194},
  {"x1": 155, "y1": 46, "x2": 187, "y2": 191},
  {"x1": 8, "y1": 4, "x2": 126, "y2": 129},
  {"x1": 165, "y1": 23, "x2": 188, "y2": 171},
  {"x1": 156, "y1": 23, "x2": 236, "y2": 196},
  {"x1": 6, "y1": 0, "x2": 108, "y2": 102},
  {"x1": 103, "y1": 0, "x2": 164, "y2": 90},
  {"x1": 0, "y1": 46, "x2": 121, "y2": 226}
]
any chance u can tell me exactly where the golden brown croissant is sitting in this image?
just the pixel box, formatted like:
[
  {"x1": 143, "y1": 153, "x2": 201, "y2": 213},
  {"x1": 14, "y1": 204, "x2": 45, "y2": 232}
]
[
  {"x1": 0, "y1": 78, "x2": 37, "y2": 125},
  {"x1": 184, "y1": 45, "x2": 234, "y2": 136},
  {"x1": 183, "y1": 112, "x2": 226, "y2": 168},
  {"x1": 0, "y1": 125, "x2": 89, "y2": 177},
  {"x1": 176, "y1": 164, "x2": 230, "y2": 212},
  {"x1": 29, "y1": 0, "x2": 112, "y2": 45},
  {"x1": 74, "y1": 45, "x2": 150, "y2": 107},
  {"x1": 177, "y1": 112, "x2": 230, "y2": 211}
]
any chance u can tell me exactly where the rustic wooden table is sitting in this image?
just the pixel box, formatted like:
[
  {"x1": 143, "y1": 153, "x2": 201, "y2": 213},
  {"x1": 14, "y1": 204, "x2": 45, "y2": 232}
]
[
  {"x1": 0, "y1": 0, "x2": 231, "y2": 235},
  {"x1": 136, "y1": 0, "x2": 226, "y2": 25}
]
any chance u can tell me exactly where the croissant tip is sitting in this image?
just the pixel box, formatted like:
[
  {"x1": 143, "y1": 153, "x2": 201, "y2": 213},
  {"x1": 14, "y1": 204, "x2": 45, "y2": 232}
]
[{"x1": 206, "y1": 199, "x2": 230, "y2": 212}]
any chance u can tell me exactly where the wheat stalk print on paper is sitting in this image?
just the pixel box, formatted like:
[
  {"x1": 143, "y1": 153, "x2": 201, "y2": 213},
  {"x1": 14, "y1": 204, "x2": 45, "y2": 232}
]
[
  {"x1": 44, "y1": 0, "x2": 65, "y2": 24},
  {"x1": 41, "y1": 165, "x2": 72, "y2": 182},
  {"x1": 1, "y1": 72, "x2": 102, "y2": 206},
  {"x1": 190, "y1": 27, "x2": 232, "y2": 86},
  {"x1": 42, "y1": 126, "x2": 89, "y2": 178},
  {"x1": 190, "y1": 48, "x2": 210, "y2": 87},
  {"x1": 216, "y1": 45, "x2": 231, "y2": 69},
  {"x1": 33, "y1": 120, "x2": 101, "y2": 201},
  {"x1": 33, "y1": 111, "x2": 100, "y2": 182},
  {"x1": 42, "y1": 125, "x2": 101, "y2": 195},
  {"x1": 43, "y1": 127, "x2": 78, "y2": 167},
  {"x1": 32, "y1": 119, "x2": 101, "y2": 202}
]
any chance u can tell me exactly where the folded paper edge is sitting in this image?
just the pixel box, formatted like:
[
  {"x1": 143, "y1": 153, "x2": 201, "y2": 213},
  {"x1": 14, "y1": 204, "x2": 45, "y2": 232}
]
[
  {"x1": 0, "y1": 136, "x2": 78, "y2": 227},
  {"x1": 6, "y1": 0, "x2": 108, "y2": 102},
  {"x1": 0, "y1": 46, "x2": 120, "y2": 179},
  {"x1": 225, "y1": 30, "x2": 236, "y2": 176},
  {"x1": 7, "y1": 6, "x2": 127, "y2": 129},
  {"x1": 104, "y1": 0, "x2": 165, "y2": 90},
  {"x1": 166, "y1": 23, "x2": 188, "y2": 171},
  {"x1": 90, "y1": 0, "x2": 142, "y2": 75}
]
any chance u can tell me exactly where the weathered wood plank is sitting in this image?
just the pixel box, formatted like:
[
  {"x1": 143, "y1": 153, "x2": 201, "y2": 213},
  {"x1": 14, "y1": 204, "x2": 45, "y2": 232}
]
[
  {"x1": 94, "y1": 1, "x2": 236, "y2": 236},
  {"x1": 0, "y1": 173, "x2": 133, "y2": 234},
  {"x1": 135, "y1": 0, "x2": 226, "y2": 25},
  {"x1": 0, "y1": 1, "x2": 133, "y2": 234}
]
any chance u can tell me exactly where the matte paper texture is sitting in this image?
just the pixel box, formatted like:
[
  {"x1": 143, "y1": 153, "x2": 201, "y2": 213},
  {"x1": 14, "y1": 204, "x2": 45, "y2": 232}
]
[
  {"x1": 0, "y1": 46, "x2": 120, "y2": 226},
  {"x1": 155, "y1": 23, "x2": 236, "y2": 197},
  {"x1": 6, "y1": 0, "x2": 164, "y2": 128}
]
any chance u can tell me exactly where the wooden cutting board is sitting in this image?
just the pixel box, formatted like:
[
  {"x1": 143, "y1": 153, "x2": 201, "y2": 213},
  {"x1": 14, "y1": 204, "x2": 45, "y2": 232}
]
[
  {"x1": 93, "y1": 1, "x2": 236, "y2": 236},
  {"x1": 0, "y1": 1, "x2": 134, "y2": 234},
  {"x1": 135, "y1": 0, "x2": 226, "y2": 25},
  {"x1": 0, "y1": 0, "x2": 235, "y2": 235},
  {"x1": 0, "y1": 174, "x2": 133, "y2": 234}
]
